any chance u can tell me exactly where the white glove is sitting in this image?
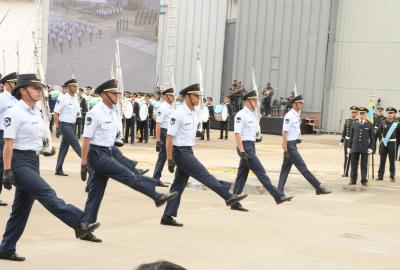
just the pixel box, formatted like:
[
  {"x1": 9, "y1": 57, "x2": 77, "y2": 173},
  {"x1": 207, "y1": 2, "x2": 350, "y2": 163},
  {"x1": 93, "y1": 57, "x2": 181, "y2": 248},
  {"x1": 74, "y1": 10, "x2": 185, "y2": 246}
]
[
  {"x1": 340, "y1": 142, "x2": 343, "y2": 148},
  {"x1": 347, "y1": 148, "x2": 351, "y2": 154},
  {"x1": 368, "y1": 149, "x2": 373, "y2": 154}
]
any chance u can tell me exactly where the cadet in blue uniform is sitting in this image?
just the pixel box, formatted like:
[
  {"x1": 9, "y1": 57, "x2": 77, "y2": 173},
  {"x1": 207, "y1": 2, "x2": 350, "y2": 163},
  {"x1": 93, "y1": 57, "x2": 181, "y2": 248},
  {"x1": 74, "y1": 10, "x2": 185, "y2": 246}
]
[
  {"x1": 54, "y1": 78, "x2": 81, "y2": 176},
  {"x1": 80, "y1": 79, "x2": 178, "y2": 242},
  {"x1": 347, "y1": 107, "x2": 375, "y2": 186},
  {"x1": 160, "y1": 83, "x2": 248, "y2": 227},
  {"x1": 0, "y1": 72, "x2": 18, "y2": 207},
  {"x1": 231, "y1": 91, "x2": 292, "y2": 212},
  {"x1": 376, "y1": 107, "x2": 399, "y2": 182},
  {"x1": 0, "y1": 74, "x2": 99, "y2": 262},
  {"x1": 153, "y1": 87, "x2": 175, "y2": 187},
  {"x1": 340, "y1": 106, "x2": 359, "y2": 177},
  {"x1": 278, "y1": 94, "x2": 331, "y2": 195}
]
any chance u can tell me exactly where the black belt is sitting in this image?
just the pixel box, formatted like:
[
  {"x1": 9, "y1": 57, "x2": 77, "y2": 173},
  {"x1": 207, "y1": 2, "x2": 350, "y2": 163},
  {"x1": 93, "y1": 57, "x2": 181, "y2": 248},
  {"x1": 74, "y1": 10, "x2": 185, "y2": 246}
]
[
  {"x1": 90, "y1": 144, "x2": 113, "y2": 150},
  {"x1": 173, "y1": 146, "x2": 192, "y2": 149},
  {"x1": 14, "y1": 149, "x2": 40, "y2": 157},
  {"x1": 60, "y1": 121, "x2": 75, "y2": 125}
]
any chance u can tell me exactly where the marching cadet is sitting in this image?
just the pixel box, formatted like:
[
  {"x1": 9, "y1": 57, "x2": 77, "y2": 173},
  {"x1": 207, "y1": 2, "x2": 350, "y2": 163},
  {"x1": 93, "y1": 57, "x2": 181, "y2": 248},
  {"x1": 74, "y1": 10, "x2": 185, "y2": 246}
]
[
  {"x1": 347, "y1": 107, "x2": 375, "y2": 186},
  {"x1": 160, "y1": 83, "x2": 247, "y2": 227},
  {"x1": 80, "y1": 79, "x2": 177, "y2": 242},
  {"x1": 231, "y1": 91, "x2": 292, "y2": 212},
  {"x1": 277, "y1": 94, "x2": 331, "y2": 195},
  {"x1": 376, "y1": 107, "x2": 400, "y2": 182},
  {"x1": 54, "y1": 78, "x2": 81, "y2": 176},
  {"x1": 340, "y1": 106, "x2": 359, "y2": 177},
  {"x1": 153, "y1": 88, "x2": 175, "y2": 187},
  {"x1": 0, "y1": 72, "x2": 18, "y2": 207},
  {"x1": 0, "y1": 74, "x2": 99, "y2": 262}
]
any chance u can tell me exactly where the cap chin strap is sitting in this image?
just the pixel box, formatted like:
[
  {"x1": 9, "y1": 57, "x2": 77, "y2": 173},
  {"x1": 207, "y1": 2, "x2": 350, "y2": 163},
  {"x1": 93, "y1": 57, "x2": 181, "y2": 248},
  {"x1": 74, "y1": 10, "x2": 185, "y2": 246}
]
[
  {"x1": 105, "y1": 92, "x2": 117, "y2": 105},
  {"x1": 5, "y1": 82, "x2": 15, "y2": 92},
  {"x1": 188, "y1": 94, "x2": 195, "y2": 107},
  {"x1": 24, "y1": 88, "x2": 37, "y2": 104},
  {"x1": 249, "y1": 100, "x2": 256, "y2": 111}
]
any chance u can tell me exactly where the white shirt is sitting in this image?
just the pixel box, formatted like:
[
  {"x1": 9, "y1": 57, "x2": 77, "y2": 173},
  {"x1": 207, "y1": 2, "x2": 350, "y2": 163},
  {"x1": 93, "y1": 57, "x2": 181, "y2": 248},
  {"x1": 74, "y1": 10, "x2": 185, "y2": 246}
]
[
  {"x1": 234, "y1": 106, "x2": 257, "y2": 141},
  {"x1": 156, "y1": 102, "x2": 173, "y2": 129},
  {"x1": 0, "y1": 90, "x2": 18, "y2": 130},
  {"x1": 54, "y1": 93, "x2": 80, "y2": 123},
  {"x1": 282, "y1": 109, "x2": 302, "y2": 141},
  {"x1": 167, "y1": 103, "x2": 198, "y2": 147},
  {"x1": 83, "y1": 101, "x2": 119, "y2": 147},
  {"x1": 4, "y1": 100, "x2": 46, "y2": 151}
]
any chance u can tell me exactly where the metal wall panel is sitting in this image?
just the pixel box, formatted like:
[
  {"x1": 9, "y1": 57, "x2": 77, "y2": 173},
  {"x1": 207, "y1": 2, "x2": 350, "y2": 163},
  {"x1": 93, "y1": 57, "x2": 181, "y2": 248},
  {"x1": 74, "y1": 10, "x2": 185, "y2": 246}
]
[
  {"x1": 323, "y1": 0, "x2": 400, "y2": 132},
  {"x1": 232, "y1": 0, "x2": 331, "y2": 112},
  {"x1": 156, "y1": 0, "x2": 228, "y2": 102}
]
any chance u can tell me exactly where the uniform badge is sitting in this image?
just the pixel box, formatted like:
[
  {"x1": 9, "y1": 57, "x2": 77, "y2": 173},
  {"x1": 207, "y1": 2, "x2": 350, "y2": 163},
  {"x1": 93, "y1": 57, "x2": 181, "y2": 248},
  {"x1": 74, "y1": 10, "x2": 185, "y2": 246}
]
[
  {"x1": 158, "y1": 111, "x2": 161, "y2": 116},
  {"x1": 236, "y1": 117, "x2": 241, "y2": 123},
  {"x1": 4, "y1": 117, "x2": 11, "y2": 127},
  {"x1": 86, "y1": 117, "x2": 92, "y2": 125},
  {"x1": 285, "y1": 118, "x2": 290, "y2": 123},
  {"x1": 170, "y1": 118, "x2": 176, "y2": 125}
]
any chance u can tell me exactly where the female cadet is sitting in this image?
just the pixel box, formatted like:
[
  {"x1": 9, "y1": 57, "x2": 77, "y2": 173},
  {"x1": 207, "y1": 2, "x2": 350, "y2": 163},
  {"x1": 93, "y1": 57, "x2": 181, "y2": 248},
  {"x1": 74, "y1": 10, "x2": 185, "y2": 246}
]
[{"x1": 0, "y1": 74, "x2": 100, "y2": 262}]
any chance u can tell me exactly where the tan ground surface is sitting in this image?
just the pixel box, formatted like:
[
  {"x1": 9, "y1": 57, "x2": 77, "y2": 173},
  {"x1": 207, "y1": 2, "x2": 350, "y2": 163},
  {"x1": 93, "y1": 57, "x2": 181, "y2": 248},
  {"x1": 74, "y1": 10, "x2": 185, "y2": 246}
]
[{"x1": 0, "y1": 131, "x2": 399, "y2": 270}]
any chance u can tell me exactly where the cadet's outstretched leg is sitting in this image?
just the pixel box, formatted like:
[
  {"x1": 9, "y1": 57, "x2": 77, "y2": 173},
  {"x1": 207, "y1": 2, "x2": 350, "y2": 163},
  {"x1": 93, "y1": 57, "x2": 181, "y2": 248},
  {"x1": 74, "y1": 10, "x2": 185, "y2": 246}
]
[
  {"x1": 278, "y1": 156, "x2": 293, "y2": 192},
  {"x1": 82, "y1": 173, "x2": 109, "y2": 224}
]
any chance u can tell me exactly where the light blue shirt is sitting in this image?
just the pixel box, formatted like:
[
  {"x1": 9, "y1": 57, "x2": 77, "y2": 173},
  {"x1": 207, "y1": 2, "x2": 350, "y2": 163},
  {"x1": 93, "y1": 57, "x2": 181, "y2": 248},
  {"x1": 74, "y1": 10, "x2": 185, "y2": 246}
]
[
  {"x1": 156, "y1": 102, "x2": 174, "y2": 129},
  {"x1": 54, "y1": 93, "x2": 80, "y2": 123},
  {"x1": 234, "y1": 106, "x2": 257, "y2": 141},
  {"x1": 4, "y1": 100, "x2": 46, "y2": 151},
  {"x1": 83, "y1": 101, "x2": 119, "y2": 147},
  {"x1": 282, "y1": 109, "x2": 302, "y2": 141},
  {"x1": 0, "y1": 90, "x2": 18, "y2": 130},
  {"x1": 167, "y1": 103, "x2": 198, "y2": 147}
]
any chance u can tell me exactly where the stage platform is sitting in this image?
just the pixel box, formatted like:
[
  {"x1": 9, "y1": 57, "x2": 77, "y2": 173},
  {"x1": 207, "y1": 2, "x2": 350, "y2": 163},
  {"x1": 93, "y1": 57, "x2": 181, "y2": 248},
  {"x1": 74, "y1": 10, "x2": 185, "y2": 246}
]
[{"x1": 210, "y1": 116, "x2": 315, "y2": 135}]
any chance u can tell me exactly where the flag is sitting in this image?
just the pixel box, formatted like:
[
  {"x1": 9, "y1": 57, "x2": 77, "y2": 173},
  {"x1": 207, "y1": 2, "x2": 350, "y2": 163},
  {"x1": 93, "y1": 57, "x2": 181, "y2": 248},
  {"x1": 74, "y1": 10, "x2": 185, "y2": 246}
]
[{"x1": 366, "y1": 97, "x2": 374, "y2": 123}]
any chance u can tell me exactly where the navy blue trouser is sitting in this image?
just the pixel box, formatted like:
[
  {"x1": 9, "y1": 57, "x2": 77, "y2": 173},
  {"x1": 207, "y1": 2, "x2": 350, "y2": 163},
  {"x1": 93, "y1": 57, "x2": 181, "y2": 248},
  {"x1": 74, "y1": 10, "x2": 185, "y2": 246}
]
[
  {"x1": 233, "y1": 141, "x2": 283, "y2": 201},
  {"x1": 350, "y1": 152, "x2": 368, "y2": 183},
  {"x1": 278, "y1": 141, "x2": 321, "y2": 192},
  {"x1": 153, "y1": 128, "x2": 167, "y2": 181},
  {"x1": 0, "y1": 131, "x2": 4, "y2": 195},
  {"x1": 378, "y1": 142, "x2": 396, "y2": 178},
  {"x1": 82, "y1": 145, "x2": 160, "y2": 224},
  {"x1": 0, "y1": 150, "x2": 83, "y2": 253},
  {"x1": 56, "y1": 122, "x2": 81, "y2": 172},
  {"x1": 163, "y1": 146, "x2": 232, "y2": 217}
]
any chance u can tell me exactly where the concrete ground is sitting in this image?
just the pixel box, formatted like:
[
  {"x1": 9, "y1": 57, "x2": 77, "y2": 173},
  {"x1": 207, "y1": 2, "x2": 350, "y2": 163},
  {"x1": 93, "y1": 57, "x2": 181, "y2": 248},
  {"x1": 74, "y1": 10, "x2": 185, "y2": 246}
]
[{"x1": 0, "y1": 131, "x2": 399, "y2": 270}]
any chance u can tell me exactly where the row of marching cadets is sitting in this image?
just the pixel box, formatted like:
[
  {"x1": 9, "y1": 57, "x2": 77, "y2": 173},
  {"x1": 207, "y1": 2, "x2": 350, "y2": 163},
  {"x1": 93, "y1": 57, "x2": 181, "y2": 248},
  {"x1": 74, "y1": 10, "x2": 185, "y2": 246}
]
[
  {"x1": 340, "y1": 105, "x2": 400, "y2": 185},
  {"x1": 0, "y1": 72, "x2": 332, "y2": 261}
]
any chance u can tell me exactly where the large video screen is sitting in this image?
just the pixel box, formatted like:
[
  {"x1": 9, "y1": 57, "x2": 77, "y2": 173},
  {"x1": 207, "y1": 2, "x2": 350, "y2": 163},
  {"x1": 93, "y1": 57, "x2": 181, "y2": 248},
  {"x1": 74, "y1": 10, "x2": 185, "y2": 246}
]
[{"x1": 47, "y1": 0, "x2": 159, "y2": 91}]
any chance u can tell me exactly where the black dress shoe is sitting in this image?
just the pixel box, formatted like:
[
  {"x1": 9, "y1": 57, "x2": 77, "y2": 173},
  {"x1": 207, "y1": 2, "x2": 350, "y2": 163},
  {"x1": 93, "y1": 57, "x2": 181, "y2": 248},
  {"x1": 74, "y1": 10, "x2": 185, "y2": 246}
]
[
  {"x1": 391, "y1": 178, "x2": 396, "y2": 182},
  {"x1": 275, "y1": 195, "x2": 293, "y2": 204},
  {"x1": 230, "y1": 203, "x2": 249, "y2": 212},
  {"x1": 55, "y1": 171, "x2": 69, "y2": 176},
  {"x1": 155, "y1": 192, "x2": 178, "y2": 207},
  {"x1": 80, "y1": 232, "x2": 102, "y2": 243},
  {"x1": 316, "y1": 186, "x2": 332, "y2": 195},
  {"x1": 75, "y1": 222, "x2": 101, "y2": 238},
  {"x1": 0, "y1": 200, "x2": 7, "y2": 206},
  {"x1": 361, "y1": 180, "x2": 368, "y2": 186},
  {"x1": 160, "y1": 216, "x2": 183, "y2": 227},
  {"x1": 376, "y1": 177, "x2": 383, "y2": 181},
  {"x1": 225, "y1": 194, "x2": 248, "y2": 206},
  {"x1": 348, "y1": 182, "x2": 356, "y2": 185},
  {"x1": 0, "y1": 252, "x2": 25, "y2": 261},
  {"x1": 157, "y1": 181, "x2": 169, "y2": 188},
  {"x1": 136, "y1": 168, "x2": 149, "y2": 175}
]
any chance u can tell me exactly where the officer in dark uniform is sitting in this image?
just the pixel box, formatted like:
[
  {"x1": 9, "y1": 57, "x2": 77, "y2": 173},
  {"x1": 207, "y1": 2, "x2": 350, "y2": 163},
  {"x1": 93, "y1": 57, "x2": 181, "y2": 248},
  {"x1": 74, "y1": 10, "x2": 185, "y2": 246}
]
[
  {"x1": 340, "y1": 106, "x2": 359, "y2": 177},
  {"x1": 347, "y1": 107, "x2": 375, "y2": 186},
  {"x1": 277, "y1": 94, "x2": 331, "y2": 195},
  {"x1": 80, "y1": 79, "x2": 177, "y2": 242},
  {"x1": 0, "y1": 74, "x2": 99, "y2": 262},
  {"x1": 153, "y1": 88, "x2": 175, "y2": 187},
  {"x1": 0, "y1": 72, "x2": 18, "y2": 207},
  {"x1": 231, "y1": 91, "x2": 292, "y2": 212},
  {"x1": 160, "y1": 83, "x2": 248, "y2": 227},
  {"x1": 374, "y1": 107, "x2": 386, "y2": 130},
  {"x1": 54, "y1": 78, "x2": 81, "y2": 176},
  {"x1": 376, "y1": 107, "x2": 399, "y2": 182}
]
